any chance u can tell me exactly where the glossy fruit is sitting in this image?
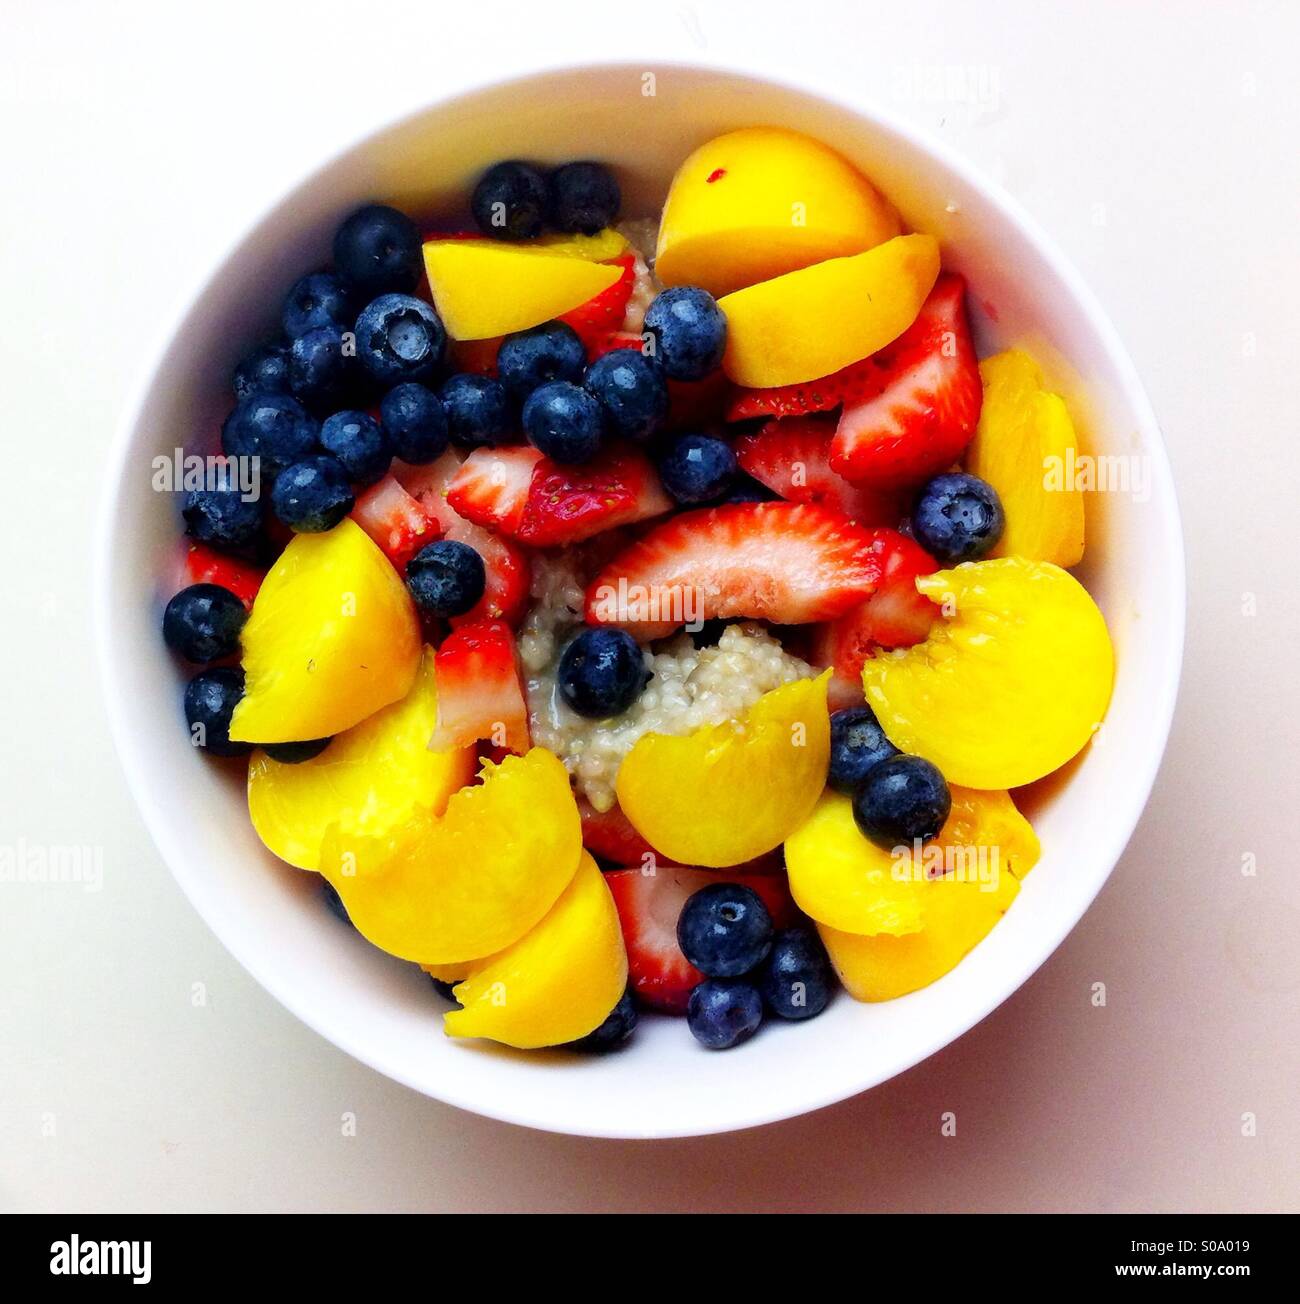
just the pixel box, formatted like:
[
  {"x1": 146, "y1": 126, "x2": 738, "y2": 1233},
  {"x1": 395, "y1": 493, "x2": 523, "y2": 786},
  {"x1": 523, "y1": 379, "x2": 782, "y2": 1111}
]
[
  {"x1": 439, "y1": 373, "x2": 512, "y2": 449},
  {"x1": 183, "y1": 544, "x2": 264, "y2": 607},
  {"x1": 232, "y1": 338, "x2": 290, "y2": 400},
  {"x1": 522, "y1": 380, "x2": 606, "y2": 463},
  {"x1": 758, "y1": 926, "x2": 834, "y2": 1020},
  {"x1": 547, "y1": 161, "x2": 621, "y2": 234},
  {"x1": 317, "y1": 748, "x2": 582, "y2": 964},
  {"x1": 578, "y1": 798, "x2": 666, "y2": 867},
  {"x1": 221, "y1": 391, "x2": 319, "y2": 477},
  {"x1": 827, "y1": 704, "x2": 898, "y2": 795},
  {"x1": 851, "y1": 753, "x2": 951, "y2": 849},
  {"x1": 445, "y1": 446, "x2": 544, "y2": 534},
  {"x1": 470, "y1": 160, "x2": 548, "y2": 240},
  {"x1": 557, "y1": 253, "x2": 636, "y2": 353},
  {"x1": 320, "y1": 410, "x2": 390, "y2": 486},
  {"x1": 349, "y1": 472, "x2": 441, "y2": 570},
  {"x1": 861, "y1": 557, "x2": 1115, "y2": 788},
  {"x1": 183, "y1": 667, "x2": 252, "y2": 757},
  {"x1": 912, "y1": 472, "x2": 1005, "y2": 562},
  {"x1": 655, "y1": 127, "x2": 901, "y2": 298},
  {"x1": 657, "y1": 434, "x2": 737, "y2": 504},
  {"x1": 496, "y1": 321, "x2": 587, "y2": 400},
  {"x1": 163, "y1": 583, "x2": 247, "y2": 663},
  {"x1": 289, "y1": 324, "x2": 359, "y2": 409},
  {"x1": 354, "y1": 293, "x2": 446, "y2": 387},
  {"x1": 428, "y1": 619, "x2": 530, "y2": 754},
  {"x1": 615, "y1": 674, "x2": 830, "y2": 867},
  {"x1": 557, "y1": 627, "x2": 648, "y2": 719},
  {"x1": 405, "y1": 539, "x2": 486, "y2": 618},
  {"x1": 247, "y1": 648, "x2": 474, "y2": 870},
  {"x1": 965, "y1": 348, "x2": 1086, "y2": 566},
  {"x1": 229, "y1": 518, "x2": 421, "y2": 744},
  {"x1": 270, "y1": 455, "x2": 355, "y2": 533},
  {"x1": 677, "y1": 882, "x2": 773, "y2": 978},
  {"x1": 282, "y1": 271, "x2": 352, "y2": 339},
  {"x1": 583, "y1": 347, "x2": 669, "y2": 442},
  {"x1": 379, "y1": 382, "x2": 449, "y2": 464},
  {"x1": 687, "y1": 979, "x2": 764, "y2": 1050},
  {"x1": 333, "y1": 204, "x2": 422, "y2": 297},
  {"x1": 643, "y1": 286, "x2": 728, "y2": 381},
  {"x1": 718, "y1": 234, "x2": 939, "y2": 388},
  {"x1": 422, "y1": 240, "x2": 623, "y2": 340}
]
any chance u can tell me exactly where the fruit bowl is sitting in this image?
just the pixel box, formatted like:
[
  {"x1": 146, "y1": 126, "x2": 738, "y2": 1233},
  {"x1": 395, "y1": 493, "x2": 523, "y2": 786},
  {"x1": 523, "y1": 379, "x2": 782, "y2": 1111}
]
[{"x1": 95, "y1": 61, "x2": 1184, "y2": 1138}]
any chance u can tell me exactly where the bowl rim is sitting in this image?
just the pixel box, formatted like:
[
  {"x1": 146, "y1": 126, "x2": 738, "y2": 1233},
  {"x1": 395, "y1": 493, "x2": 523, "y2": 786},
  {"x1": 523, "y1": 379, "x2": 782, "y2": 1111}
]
[{"x1": 93, "y1": 56, "x2": 1186, "y2": 1138}]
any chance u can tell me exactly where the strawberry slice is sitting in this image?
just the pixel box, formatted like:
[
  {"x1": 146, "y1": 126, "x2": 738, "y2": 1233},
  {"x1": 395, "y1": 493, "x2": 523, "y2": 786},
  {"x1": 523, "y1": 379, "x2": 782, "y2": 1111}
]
[
  {"x1": 727, "y1": 344, "x2": 905, "y2": 422},
  {"x1": 735, "y1": 417, "x2": 906, "y2": 525},
  {"x1": 579, "y1": 798, "x2": 672, "y2": 867},
  {"x1": 831, "y1": 275, "x2": 982, "y2": 488},
  {"x1": 589, "y1": 330, "x2": 646, "y2": 360},
  {"x1": 183, "y1": 544, "x2": 265, "y2": 608},
  {"x1": 429, "y1": 619, "x2": 531, "y2": 754},
  {"x1": 445, "y1": 447, "x2": 545, "y2": 535},
  {"x1": 605, "y1": 866, "x2": 799, "y2": 1014},
  {"x1": 350, "y1": 474, "x2": 442, "y2": 570},
  {"x1": 585, "y1": 501, "x2": 886, "y2": 639},
  {"x1": 559, "y1": 253, "x2": 636, "y2": 354},
  {"x1": 449, "y1": 336, "x2": 503, "y2": 375}
]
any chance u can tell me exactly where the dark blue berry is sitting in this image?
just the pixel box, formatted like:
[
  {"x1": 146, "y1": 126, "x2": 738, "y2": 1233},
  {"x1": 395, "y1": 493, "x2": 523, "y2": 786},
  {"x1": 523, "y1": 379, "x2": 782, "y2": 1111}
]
[
  {"x1": 724, "y1": 473, "x2": 779, "y2": 504},
  {"x1": 333, "y1": 204, "x2": 421, "y2": 298},
  {"x1": 758, "y1": 926, "x2": 833, "y2": 1021},
  {"x1": 322, "y1": 879, "x2": 352, "y2": 925},
  {"x1": 221, "y1": 392, "x2": 319, "y2": 476},
  {"x1": 162, "y1": 583, "x2": 246, "y2": 663},
  {"x1": 497, "y1": 321, "x2": 586, "y2": 402},
  {"x1": 440, "y1": 373, "x2": 513, "y2": 448},
  {"x1": 183, "y1": 667, "x2": 251, "y2": 757},
  {"x1": 522, "y1": 380, "x2": 605, "y2": 464},
  {"x1": 282, "y1": 271, "x2": 352, "y2": 339},
  {"x1": 289, "y1": 324, "x2": 359, "y2": 410},
  {"x1": 232, "y1": 339, "x2": 290, "y2": 400},
  {"x1": 911, "y1": 472, "x2": 1005, "y2": 563},
  {"x1": 568, "y1": 989, "x2": 637, "y2": 1052},
  {"x1": 379, "y1": 382, "x2": 449, "y2": 464},
  {"x1": 687, "y1": 979, "x2": 764, "y2": 1050},
  {"x1": 354, "y1": 293, "x2": 446, "y2": 387},
  {"x1": 181, "y1": 486, "x2": 264, "y2": 554},
  {"x1": 657, "y1": 433, "x2": 737, "y2": 504},
  {"x1": 644, "y1": 286, "x2": 727, "y2": 381},
  {"x1": 271, "y1": 455, "x2": 355, "y2": 532},
  {"x1": 264, "y1": 737, "x2": 332, "y2": 763},
  {"x1": 828, "y1": 705, "x2": 899, "y2": 795},
  {"x1": 852, "y1": 753, "x2": 951, "y2": 850},
  {"x1": 677, "y1": 882, "x2": 773, "y2": 978},
  {"x1": 583, "y1": 348, "x2": 668, "y2": 442},
  {"x1": 471, "y1": 160, "x2": 547, "y2": 240},
  {"x1": 405, "y1": 539, "x2": 486, "y2": 617},
  {"x1": 320, "y1": 410, "x2": 390, "y2": 486},
  {"x1": 547, "y1": 161, "x2": 621, "y2": 235},
  {"x1": 557, "y1": 627, "x2": 648, "y2": 718}
]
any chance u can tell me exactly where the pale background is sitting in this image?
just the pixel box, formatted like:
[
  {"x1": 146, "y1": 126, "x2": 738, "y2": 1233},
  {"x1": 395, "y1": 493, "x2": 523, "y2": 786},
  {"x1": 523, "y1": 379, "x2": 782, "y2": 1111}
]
[{"x1": 2, "y1": 0, "x2": 1296, "y2": 1213}]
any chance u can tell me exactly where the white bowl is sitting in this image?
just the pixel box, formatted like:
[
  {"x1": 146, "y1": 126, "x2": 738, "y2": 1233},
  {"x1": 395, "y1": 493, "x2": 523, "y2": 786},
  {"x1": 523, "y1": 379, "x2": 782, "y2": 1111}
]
[{"x1": 94, "y1": 61, "x2": 1184, "y2": 1138}]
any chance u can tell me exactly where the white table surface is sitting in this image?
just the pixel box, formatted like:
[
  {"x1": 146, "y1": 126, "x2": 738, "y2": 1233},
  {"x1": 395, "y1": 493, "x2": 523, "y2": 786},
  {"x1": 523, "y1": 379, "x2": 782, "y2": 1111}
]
[{"x1": 2, "y1": 0, "x2": 1296, "y2": 1212}]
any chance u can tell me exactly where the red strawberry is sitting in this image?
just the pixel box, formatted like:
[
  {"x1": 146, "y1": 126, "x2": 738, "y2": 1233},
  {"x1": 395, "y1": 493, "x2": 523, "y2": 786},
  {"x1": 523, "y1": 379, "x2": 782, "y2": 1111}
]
[
  {"x1": 588, "y1": 330, "x2": 646, "y2": 360},
  {"x1": 727, "y1": 345, "x2": 904, "y2": 422},
  {"x1": 445, "y1": 447, "x2": 545, "y2": 535},
  {"x1": 429, "y1": 619, "x2": 530, "y2": 754},
  {"x1": 183, "y1": 544, "x2": 265, "y2": 608},
  {"x1": 559, "y1": 253, "x2": 636, "y2": 354},
  {"x1": 830, "y1": 275, "x2": 982, "y2": 487},
  {"x1": 449, "y1": 336, "x2": 502, "y2": 375},
  {"x1": 735, "y1": 417, "x2": 906, "y2": 525},
  {"x1": 665, "y1": 369, "x2": 730, "y2": 431},
  {"x1": 585, "y1": 501, "x2": 886, "y2": 639},
  {"x1": 350, "y1": 474, "x2": 442, "y2": 570},
  {"x1": 579, "y1": 799, "x2": 674, "y2": 867},
  {"x1": 517, "y1": 446, "x2": 672, "y2": 547}
]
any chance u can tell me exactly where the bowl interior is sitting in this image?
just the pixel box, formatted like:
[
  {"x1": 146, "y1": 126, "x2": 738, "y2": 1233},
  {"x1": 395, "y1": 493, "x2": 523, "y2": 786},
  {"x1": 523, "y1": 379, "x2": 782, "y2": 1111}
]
[{"x1": 98, "y1": 64, "x2": 1183, "y2": 1138}]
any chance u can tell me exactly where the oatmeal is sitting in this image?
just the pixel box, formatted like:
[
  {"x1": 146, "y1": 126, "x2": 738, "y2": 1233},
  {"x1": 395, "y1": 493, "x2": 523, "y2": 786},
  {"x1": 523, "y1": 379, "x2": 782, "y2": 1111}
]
[{"x1": 616, "y1": 219, "x2": 662, "y2": 335}]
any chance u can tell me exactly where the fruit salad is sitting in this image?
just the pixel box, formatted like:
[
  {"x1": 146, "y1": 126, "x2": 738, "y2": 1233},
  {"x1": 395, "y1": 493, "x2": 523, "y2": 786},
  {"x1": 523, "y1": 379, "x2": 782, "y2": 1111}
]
[{"x1": 162, "y1": 128, "x2": 1114, "y2": 1056}]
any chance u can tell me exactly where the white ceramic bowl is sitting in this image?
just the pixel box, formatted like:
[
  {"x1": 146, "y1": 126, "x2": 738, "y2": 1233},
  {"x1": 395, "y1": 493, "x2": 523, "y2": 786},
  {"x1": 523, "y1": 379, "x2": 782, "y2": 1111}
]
[{"x1": 95, "y1": 61, "x2": 1184, "y2": 1138}]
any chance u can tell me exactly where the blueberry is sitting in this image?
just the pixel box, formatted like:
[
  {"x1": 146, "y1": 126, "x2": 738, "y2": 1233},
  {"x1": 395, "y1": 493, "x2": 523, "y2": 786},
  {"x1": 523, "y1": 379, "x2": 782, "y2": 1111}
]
[
  {"x1": 557, "y1": 627, "x2": 648, "y2": 718},
  {"x1": 181, "y1": 486, "x2": 264, "y2": 554},
  {"x1": 911, "y1": 472, "x2": 1005, "y2": 563},
  {"x1": 583, "y1": 348, "x2": 668, "y2": 442},
  {"x1": 379, "y1": 382, "x2": 449, "y2": 464},
  {"x1": 471, "y1": 160, "x2": 547, "y2": 241},
  {"x1": 677, "y1": 881, "x2": 773, "y2": 978},
  {"x1": 522, "y1": 380, "x2": 605, "y2": 464},
  {"x1": 428, "y1": 974, "x2": 460, "y2": 1005},
  {"x1": 657, "y1": 433, "x2": 737, "y2": 504},
  {"x1": 162, "y1": 583, "x2": 247, "y2": 663},
  {"x1": 828, "y1": 705, "x2": 899, "y2": 795},
  {"x1": 333, "y1": 203, "x2": 421, "y2": 298},
  {"x1": 264, "y1": 737, "x2": 332, "y2": 763},
  {"x1": 497, "y1": 321, "x2": 586, "y2": 402},
  {"x1": 321, "y1": 879, "x2": 352, "y2": 925},
  {"x1": 289, "y1": 324, "x2": 359, "y2": 409},
  {"x1": 354, "y1": 293, "x2": 446, "y2": 388},
  {"x1": 568, "y1": 989, "x2": 638, "y2": 1053},
  {"x1": 405, "y1": 539, "x2": 486, "y2": 618},
  {"x1": 758, "y1": 926, "x2": 833, "y2": 1021},
  {"x1": 724, "y1": 473, "x2": 779, "y2": 504},
  {"x1": 271, "y1": 455, "x2": 355, "y2": 533},
  {"x1": 282, "y1": 271, "x2": 352, "y2": 340},
  {"x1": 687, "y1": 979, "x2": 764, "y2": 1050},
  {"x1": 221, "y1": 392, "x2": 319, "y2": 477},
  {"x1": 183, "y1": 667, "x2": 251, "y2": 757},
  {"x1": 232, "y1": 339, "x2": 290, "y2": 400},
  {"x1": 644, "y1": 286, "x2": 727, "y2": 381},
  {"x1": 547, "y1": 161, "x2": 620, "y2": 235},
  {"x1": 852, "y1": 753, "x2": 952, "y2": 850},
  {"x1": 440, "y1": 373, "x2": 512, "y2": 448},
  {"x1": 320, "y1": 410, "x2": 390, "y2": 486}
]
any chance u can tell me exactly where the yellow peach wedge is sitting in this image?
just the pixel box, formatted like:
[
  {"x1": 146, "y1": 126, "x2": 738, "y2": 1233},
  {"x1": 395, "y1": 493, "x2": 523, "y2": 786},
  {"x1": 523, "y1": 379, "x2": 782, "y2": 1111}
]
[
  {"x1": 230, "y1": 519, "x2": 421, "y2": 745},
  {"x1": 616, "y1": 673, "x2": 831, "y2": 868},
  {"x1": 444, "y1": 853, "x2": 627, "y2": 1049},
  {"x1": 246, "y1": 649, "x2": 474, "y2": 870},
  {"x1": 655, "y1": 127, "x2": 901, "y2": 297},
  {"x1": 862, "y1": 557, "x2": 1114, "y2": 789},
  {"x1": 317, "y1": 748, "x2": 583, "y2": 965},
  {"x1": 966, "y1": 349, "x2": 1086, "y2": 566},
  {"x1": 718, "y1": 233, "x2": 940, "y2": 387}
]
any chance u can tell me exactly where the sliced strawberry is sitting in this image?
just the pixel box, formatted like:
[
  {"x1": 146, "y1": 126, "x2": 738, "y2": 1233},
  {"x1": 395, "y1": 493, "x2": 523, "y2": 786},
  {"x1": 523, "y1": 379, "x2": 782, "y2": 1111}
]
[
  {"x1": 585, "y1": 501, "x2": 885, "y2": 639},
  {"x1": 831, "y1": 275, "x2": 982, "y2": 488},
  {"x1": 445, "y1": 447, "x2": 545, "y2": 535},
  {"x1": 589, "y1": 330, "x2": 646, "y2": 360},
  {"x1": 735, "y1": 417, "x2": 906, "y2": 525},
  {"x1": 579, "y1": 799, "x2": 672, "y2": 867},
  {"x1": 727, "y1": 347, "x2": 903, "y2": 421},
  {"x1": 350, "y1": 474, "x2": 441, "y2": 570},
  {"x1": 449, "y1": 336, "x2": 502, "y2": 375},
  {"x1": 429, "y1": 619, "x2": 530, "y2": 754},
  {"x1": 183, "y1": 544, "x2": 265, "y2": 608},
  {"x1": 605, "y1": 866, "x2": 799, "y2": 1014},
  {"x1": 518, "y1": 447, "x2": 672, "y2": 547},
  {"x1": 394, "y1": 450, "x2": 464, "y2": 531},
  {"x1": 559, "y1": 253, "x2": 636, "y2": 354}
]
